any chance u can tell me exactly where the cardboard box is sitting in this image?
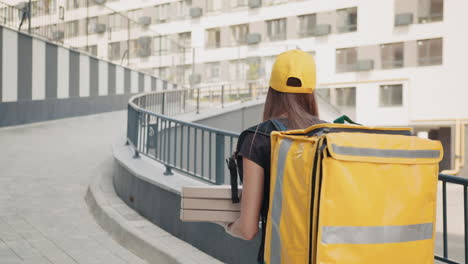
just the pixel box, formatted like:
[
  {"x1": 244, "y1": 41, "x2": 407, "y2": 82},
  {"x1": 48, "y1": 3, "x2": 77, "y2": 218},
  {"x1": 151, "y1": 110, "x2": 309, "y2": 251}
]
[
  {"x1": 180, "y1": 209, "x2": 240, "y2": 222},
  {"x1": 181, "y1": 185, "x2": 242, "y2": 200},
  {"x1": 180, "y1": 185, "x2": 242, "y2": 222},
  {"x1": 181, "y1": 198, "x2": 241, "y2": 211}
]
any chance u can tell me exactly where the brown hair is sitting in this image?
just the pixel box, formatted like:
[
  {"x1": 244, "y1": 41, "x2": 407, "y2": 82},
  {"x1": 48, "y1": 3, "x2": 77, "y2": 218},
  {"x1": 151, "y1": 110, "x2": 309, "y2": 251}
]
[{"x1": 262, "y1": 87, "x2": 319, "y2": 130}]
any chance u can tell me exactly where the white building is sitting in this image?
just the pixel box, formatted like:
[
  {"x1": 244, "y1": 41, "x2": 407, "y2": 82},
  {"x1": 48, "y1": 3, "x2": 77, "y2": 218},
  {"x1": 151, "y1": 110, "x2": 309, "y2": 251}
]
[{"x1": 3, "y1": 0, "x2": 467, "y2": 174}]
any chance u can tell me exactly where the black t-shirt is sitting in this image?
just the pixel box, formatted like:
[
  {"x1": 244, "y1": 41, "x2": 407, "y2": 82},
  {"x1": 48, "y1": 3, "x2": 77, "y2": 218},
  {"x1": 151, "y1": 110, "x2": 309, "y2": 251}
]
[
  {"x1": 236, "y1": 117, "x2": 325, "y2": 263},
  {"x1": 237, "y1": 119, "x2": 289, "y2": 217}
]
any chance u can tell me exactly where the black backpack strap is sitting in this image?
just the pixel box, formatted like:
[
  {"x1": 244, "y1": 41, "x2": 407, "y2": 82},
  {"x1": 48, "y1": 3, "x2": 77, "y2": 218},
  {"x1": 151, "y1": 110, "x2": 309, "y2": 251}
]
[
  {"x1": 226, "y1": 155, "x2": 240, "y2": 203},
  {"x1": 270, "y1": 119, "x2": 287, "y2": 131},
  {"x1": 227, "y1": 120, "x2": 287, "y2": 204}
]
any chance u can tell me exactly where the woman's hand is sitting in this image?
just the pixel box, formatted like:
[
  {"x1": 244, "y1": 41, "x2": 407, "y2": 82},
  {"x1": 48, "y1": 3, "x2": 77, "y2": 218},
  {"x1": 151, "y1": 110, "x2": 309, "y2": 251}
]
[
  {"x1": 210, "y1": 157, "x2": 263, "y2": 240},
  {"x1": 224, "y1": 157, "x2": 264, "y2": 240}
]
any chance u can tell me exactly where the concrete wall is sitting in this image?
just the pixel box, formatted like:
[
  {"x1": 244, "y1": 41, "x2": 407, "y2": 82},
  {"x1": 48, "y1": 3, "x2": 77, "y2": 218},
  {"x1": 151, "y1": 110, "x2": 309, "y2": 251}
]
[
  {"x1": 113, "y1": 161, "x2": 261, "y2": 264},
  {"x1": 0, "y1": 26, "x2": 175, "y2": 127},
  {"x1": 195, "y1": 103, "x2": 264, "y2": 133}
]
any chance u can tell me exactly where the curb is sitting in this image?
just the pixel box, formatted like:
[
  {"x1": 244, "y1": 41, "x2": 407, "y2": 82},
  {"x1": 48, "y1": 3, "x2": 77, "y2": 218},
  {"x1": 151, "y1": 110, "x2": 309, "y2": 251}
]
[{"x1": 85, "y1": 162, "x2": 222, "y2": 264}]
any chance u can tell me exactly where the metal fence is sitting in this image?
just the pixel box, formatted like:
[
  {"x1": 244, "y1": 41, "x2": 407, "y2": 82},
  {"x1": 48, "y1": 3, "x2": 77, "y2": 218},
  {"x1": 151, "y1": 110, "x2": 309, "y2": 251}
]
[
  {"x1": 437, "y1": 174, "x2": 468, "y2": 264},
  {"x1": 127, "y1": 85, "x2": 268, "y2": 183}
]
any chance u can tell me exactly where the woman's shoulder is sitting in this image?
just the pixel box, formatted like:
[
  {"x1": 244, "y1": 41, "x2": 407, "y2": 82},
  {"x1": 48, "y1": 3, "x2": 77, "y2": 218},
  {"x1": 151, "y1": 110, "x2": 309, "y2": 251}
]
[{"x1": 242, "y1": 120, "x2": 278, "y2": 137}]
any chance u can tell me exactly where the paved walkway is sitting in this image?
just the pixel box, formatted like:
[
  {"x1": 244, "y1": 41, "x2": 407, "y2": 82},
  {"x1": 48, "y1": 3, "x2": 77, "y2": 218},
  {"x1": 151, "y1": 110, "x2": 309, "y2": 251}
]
[{"x1": 0, "y1": 111, "x2": 147, "y2": 264}]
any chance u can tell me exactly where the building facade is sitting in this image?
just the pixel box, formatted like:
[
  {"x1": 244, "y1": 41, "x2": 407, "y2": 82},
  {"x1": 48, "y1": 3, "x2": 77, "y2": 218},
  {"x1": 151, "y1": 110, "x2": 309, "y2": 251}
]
[{"x1": 2, "y1": 0, "x2": 467, "y2": 173}]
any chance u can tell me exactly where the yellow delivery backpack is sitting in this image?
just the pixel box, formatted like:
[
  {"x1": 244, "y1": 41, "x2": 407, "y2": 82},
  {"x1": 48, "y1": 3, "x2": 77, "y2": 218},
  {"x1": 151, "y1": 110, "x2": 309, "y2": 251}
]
[{"x1": 264, "y1": 118, "x2": 443, "y2": 264}]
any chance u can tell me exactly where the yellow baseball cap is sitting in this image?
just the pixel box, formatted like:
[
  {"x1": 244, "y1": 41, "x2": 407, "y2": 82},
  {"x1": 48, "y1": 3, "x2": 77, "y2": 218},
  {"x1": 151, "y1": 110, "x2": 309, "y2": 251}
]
[{"x1": 269, "y1": 49, "x2": 316, "y2": 94}]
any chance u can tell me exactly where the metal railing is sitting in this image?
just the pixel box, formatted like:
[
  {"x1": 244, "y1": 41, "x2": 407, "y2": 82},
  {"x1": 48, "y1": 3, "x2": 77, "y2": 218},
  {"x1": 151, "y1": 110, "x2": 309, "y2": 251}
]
[
  {"x1": 436, "y1": 174, "x2": 468, "y2": 264},
  {"x1": 127, "y1": 85, "x2": 268, "y2": 183}
]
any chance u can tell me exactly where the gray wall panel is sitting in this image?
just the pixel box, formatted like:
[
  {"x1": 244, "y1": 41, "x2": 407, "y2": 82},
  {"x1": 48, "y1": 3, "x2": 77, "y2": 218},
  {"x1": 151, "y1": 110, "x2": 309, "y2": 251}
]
[
  {"x1": 195, "y1": 104, "x2": 264, "y2": 133},
  {"x1": 0, "y1": 94, "x2": 133, "y2": 127},
  {"x1": 45, "y1": 43, "x2": 57, "y2": 99},
  {"x1": 124, "y1": 68, "x2": 131, "y2": 94},
  {"x1": 89, "y1": 57, "x2": 99, "y2": 96},
  {"x1": 17, "y1": 33, "x2": 32, "y2": 101},
  {"x1": 113, "y1": 161, "x2": 261, "y2": 264},
  {"x1": 108, "y1": 63, "x2": 116, "y2": 95},
  {"x1": 138, "y1": 73, "x2": 144, "y2": 92},
  {"x1": 69, "y1": 51, "x2": 80, "y2": 97}
]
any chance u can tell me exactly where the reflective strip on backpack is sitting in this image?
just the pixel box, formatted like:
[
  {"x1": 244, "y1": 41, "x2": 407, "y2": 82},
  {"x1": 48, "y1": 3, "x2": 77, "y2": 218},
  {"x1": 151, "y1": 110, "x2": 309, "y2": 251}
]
[
  {"x1": 270, "y1": 139, "x2": 293, "y2": 264},
  {"x1": 321, "y1": 223, "x2": 433, "y2": 244},
  {"x1": 331, "y1": 144, "x2": 440, "y2": 159}
]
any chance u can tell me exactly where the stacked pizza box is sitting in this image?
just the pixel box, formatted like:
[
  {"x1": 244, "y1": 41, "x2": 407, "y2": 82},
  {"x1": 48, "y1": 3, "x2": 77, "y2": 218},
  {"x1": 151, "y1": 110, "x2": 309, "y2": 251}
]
[{"x1": 180, "y1": 185, "x2": 241, "y2": 222}]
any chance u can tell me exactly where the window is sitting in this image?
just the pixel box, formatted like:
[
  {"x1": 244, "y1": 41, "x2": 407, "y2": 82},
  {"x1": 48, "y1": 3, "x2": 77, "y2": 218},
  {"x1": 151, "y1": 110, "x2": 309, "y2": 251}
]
[
  {"x1": 229, "y1": 59, "x2": 247, "y2": 81},
  {"x1": 33, "y1": 0, "x2": 57, "y2": 15},
  {"x1": 66, "y1": 0, "x2": 82, "y2": 10},
  {"x1": 65, "y1": 0, "x2": 85, "y2": 10},
  {"x1": 246, "y1": 57, "x2": 261, "y2": 80},
  {"x1": 87, "y1": 45, "x2": 97, "y2": 56},
  {"x1": 108, "y1": 13, "x2": 127, "y2": 31},
  {"x1": 158, "y1": 67, "x2": 170, "y2": 80},
  {"x1": 129, "y1": 40, "x2": 139, "y2": 58},
  {"x1": 206, "y1": 28, "x2": 221, "y2": 48},
  {"x1": 266, "y1": 18, "x2": 287, "y2": 41},
  {"x1": 418, "y1": 38, "x2": 443, "y2": 66},
  {"x1": 380, "y1": 84, "x2": 403, "y2": 106},
  {"x1": 381, "y1": 42, "x2": 404, "y2": 69},
  {"x1": 419, "y1": 0, "x2": 443, "y2": 23},
  {"x1": 316, "y1": 88, "x2": 331, "y2": 102},
  {"x1": 230, "y1": 24, "x2": 249, "y2": 45},
  {"x1": 336, "y1": 48, "x2": 357, "y2": 72},
  {"x1": 108, "y1": 42, "x2": 121, "y2": 61},
  {"x1": 206, "y1": 0, "x2": 222, "y2": 12},
  {"x1": 87, "y1": 17, "x2": 98, "y2": 34},
  {"x1": 178, "y1": 32, "x2": 191, "y2": 48},
  {"x1": 176, "y1": 65, "x2": 191, "y2": 85},
  {"x1": 205, "y1": 62, "x2": 220, "y2": 81},
  {"x1": 175, "y1": 1, "x2": 188, "y2": 18},
  {"x1": 264, "y1": 0, "x2": 289, "y2": 6},
  {"x1": 231, "y1": 0, "x2": 247, "y2": 8},
  {"x1": 155, "y1": 4, "x2": 170, "y2": 23},
  {"x1": 126, "y1": 9, "x2": 143, "y2": 21},
  {"x1": 154, "y1": 36, "x2": 172, "y2": 55},
  {"x1": 65, "y1": 20, "x2": 79, "y2": 38},
  {"x1": 335, "y1": 87, "x2": 356, "y2": 107},
  {"x1": 336, "y1": 7, "x2": 357, "y2": 33},
  {"x1": 136, "y1": 37, "x2": 152, "y2": 57},
  {"x1": 263, "y1": 56, "x2": 276, "y2": 80},
  {"x1": 298, "y1": 14, "x2": 317, "y2": 37}
]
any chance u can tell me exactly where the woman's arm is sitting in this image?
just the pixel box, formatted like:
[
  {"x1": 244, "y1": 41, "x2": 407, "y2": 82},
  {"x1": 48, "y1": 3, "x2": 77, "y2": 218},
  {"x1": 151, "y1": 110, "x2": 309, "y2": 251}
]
[{"x1": 227, "y1": 156, "x2": 264, "y2": 240}]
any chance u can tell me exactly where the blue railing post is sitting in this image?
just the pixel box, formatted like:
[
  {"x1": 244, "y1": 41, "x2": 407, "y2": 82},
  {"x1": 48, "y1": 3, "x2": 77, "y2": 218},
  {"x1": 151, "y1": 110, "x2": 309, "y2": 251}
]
[
  {"x1": 196, "y1": 88, "x2": 200, "y2": 114},
  {"x1": 215, "y1": 133, "x2": 225, "y2": 184},
  {"x1": 133, "y1": 111, "x2": 140, "y2": 158},
  {"x1": 182, "y1": 90, "x2": 186, "y2": 112},
  {"x1": 161, "y1": 91, "x2": 166, "y2": 115},
  {"x1": 126, "y1": 104, "x2": 131, "y2": 145},
  {"x1": 164, "y1": 166, "x2": 173, "y2": 176},
  {"x1": 221, "y1": 85, "x2": 224, "y2": 108}
]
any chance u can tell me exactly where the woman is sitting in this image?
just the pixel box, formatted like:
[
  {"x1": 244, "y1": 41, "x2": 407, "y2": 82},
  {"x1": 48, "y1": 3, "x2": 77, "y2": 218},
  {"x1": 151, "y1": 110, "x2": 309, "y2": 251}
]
[{"x1": 224, "y1": 49, "x2": 324, "y2": 263}]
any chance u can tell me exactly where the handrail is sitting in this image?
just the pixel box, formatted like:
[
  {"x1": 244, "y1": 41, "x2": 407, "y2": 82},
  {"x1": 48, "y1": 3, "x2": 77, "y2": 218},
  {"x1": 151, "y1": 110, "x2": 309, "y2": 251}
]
[
  {"x1": 127, "y1": 85, "x2": 268, "y2": 183},
  {"x1": 437, "y1": 174, "x2": 468, "y2": 264},
  {"x1": 128, "y1": 90, "x2": 239, "y2": 137}
]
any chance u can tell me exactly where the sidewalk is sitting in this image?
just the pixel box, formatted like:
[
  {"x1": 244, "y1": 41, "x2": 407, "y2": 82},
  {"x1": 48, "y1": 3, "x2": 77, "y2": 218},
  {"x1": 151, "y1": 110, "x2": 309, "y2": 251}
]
[{"x1": 0, "y1": 111, "x2": 147, "y2": 264}]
